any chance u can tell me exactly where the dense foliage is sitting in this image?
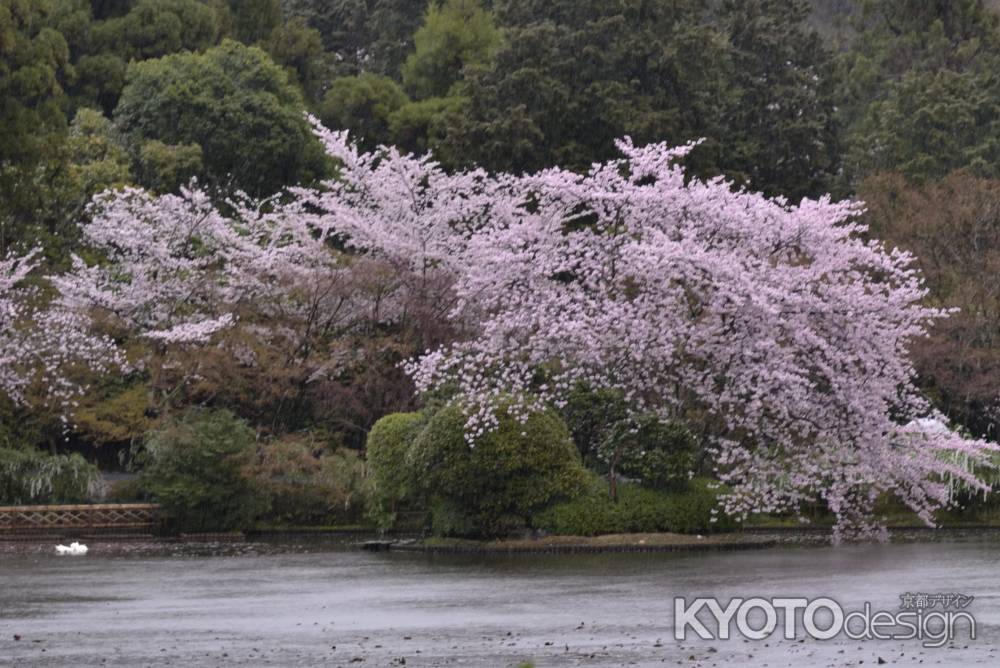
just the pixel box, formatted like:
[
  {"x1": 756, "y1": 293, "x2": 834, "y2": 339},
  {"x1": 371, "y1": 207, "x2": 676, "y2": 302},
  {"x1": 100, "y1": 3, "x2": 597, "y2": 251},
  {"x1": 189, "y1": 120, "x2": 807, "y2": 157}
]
[
  {"x1": 839, "y1": 0, "x2": 1000, "y2": 185},
  {"x1": 4, "y1": 0, "x2": 1000, "y2": 540},
  {"x1": 365, "y1": 411, "x2": 425, "y2": 528},
  {"x1": 251, "y1": 436, "x2": 371, "y2": 525},
  {"x1": 560, "y1": 384, "x2": 630, "y2": 466},
  {"x1": 138, "y1": 408, "x2": 266, "y2": 532},
  {"x1": 406, "y1": 403, "x2": 588, "y2": 537},
  {"x1": 114, "y1": 39, "x2": 330, "y2": 196},
  {"x1": 600, "y1": 416, "x2": 699, "y2": 492},
  {"x1": 0, "y1": 446, "x2": 99, "y2": 504},
  {"x1": 533, "y1": 476, "x2": 737, "y2": 537}
]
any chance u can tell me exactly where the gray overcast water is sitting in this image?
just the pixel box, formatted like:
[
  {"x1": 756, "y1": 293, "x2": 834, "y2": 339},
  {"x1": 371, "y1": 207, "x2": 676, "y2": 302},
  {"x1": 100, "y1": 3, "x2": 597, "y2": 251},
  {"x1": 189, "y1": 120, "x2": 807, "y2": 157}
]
[{"x1": 1, "y1": 538, "x2": 998, "y2": 667}]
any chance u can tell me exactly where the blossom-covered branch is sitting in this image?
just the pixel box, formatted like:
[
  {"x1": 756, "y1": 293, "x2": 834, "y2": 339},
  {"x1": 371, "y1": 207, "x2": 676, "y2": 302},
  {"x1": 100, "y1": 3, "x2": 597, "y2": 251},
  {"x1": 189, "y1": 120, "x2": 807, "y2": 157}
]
[{"x1": 1, "y1": 249, "x2": 123, "y2": 420}]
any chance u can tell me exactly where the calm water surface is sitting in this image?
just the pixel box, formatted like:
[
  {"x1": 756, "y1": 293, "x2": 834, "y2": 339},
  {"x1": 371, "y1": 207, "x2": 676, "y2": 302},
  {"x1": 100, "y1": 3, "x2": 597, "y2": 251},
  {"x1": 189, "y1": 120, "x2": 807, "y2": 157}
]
[{"x1": 1, "y1": 537, "x2": 998, "y2": 666}]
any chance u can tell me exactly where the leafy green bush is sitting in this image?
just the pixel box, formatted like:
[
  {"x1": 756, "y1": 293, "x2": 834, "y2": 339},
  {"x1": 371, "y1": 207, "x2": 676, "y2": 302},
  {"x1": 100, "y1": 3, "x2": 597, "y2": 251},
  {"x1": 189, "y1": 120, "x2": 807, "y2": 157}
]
[
  {"x1": 531, "y1": 472, "x2": 617, "y2": 536},
  {"x1": 365, "y1": 411, "x2": 425, "y2": 529},
  {"x1": 560, "y1": 383, "x2": 629, "y2": 465},
  {"x1": 606, "y1": 416, "x2": 699, "y2": 491},
  {"x1": 408, "y1": 401, "x2": 588, "y2": 537},
  {"x1": 252, "y1": 436, "x2": 371, "y2": 526},
  {"x1": 613, "y1": 485, "x2": 675, "y2": 532},
  {"x1": 561, "y1": 386, "x2": 699, "y2": 490},
  {"x1": 0, "y1": 448, "x2": 100, "y2": 504},
  {"x1": 428, "y1": 498, "x2": 478, "y2": 537},
  {"x1": 533, "y1": 478, "x2": 736, "y2": 536},
  {"x1": 139, "y1": 408, "x2": 267, "y2": 532},
  {"x1": 317, "y1": 447, "x2": 372, "y2": 521},
  {"x1": 662, "y1": 478, "x2": 738, "y2": 533}
]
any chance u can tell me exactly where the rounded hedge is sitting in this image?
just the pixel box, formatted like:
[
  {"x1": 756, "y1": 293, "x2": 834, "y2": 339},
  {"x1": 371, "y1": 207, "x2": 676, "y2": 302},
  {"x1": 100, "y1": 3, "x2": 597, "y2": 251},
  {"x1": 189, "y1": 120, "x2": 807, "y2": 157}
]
[
  {"x1": 408, "y1": 402, "x2": 588, "y2": 537},
  {"x1": 365, "y1": 411, "x2": 425, "y2": 528}
]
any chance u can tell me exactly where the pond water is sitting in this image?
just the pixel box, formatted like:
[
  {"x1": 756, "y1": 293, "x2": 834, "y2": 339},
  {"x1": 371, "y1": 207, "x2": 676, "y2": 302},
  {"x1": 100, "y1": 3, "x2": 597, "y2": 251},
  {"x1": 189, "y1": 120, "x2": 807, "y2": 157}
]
[{"x1": 1, "y1": 537, "x2": 998, "y2": 667}]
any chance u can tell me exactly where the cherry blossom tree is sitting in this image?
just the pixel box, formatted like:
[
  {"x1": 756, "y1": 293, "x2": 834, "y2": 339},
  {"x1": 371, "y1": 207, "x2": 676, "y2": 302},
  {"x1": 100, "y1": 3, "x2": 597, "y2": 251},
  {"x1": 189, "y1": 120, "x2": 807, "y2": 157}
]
[
  {"x1": 307, "y1": 127, "x2": 996, "y2": 540},
  {"x1": 399, "y1": 136, "x2": 996, "y2": 541},
  {"x1": 1, "y1": 249, "x2": 123, "y2": 420},
  {"x1": 51, "y1": 185, "x2": 354, "y2": 426},
  {"x1": 53, "y1": 169, "x2": 463, "y2": 434},
  {"x1": 58, "y1": 120, "x2": 997, "y2": 538}
]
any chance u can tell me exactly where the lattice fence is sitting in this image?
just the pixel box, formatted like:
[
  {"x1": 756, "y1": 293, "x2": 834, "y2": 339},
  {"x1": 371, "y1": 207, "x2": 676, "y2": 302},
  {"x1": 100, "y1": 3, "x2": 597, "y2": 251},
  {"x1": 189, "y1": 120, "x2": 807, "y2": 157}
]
[{"x1": 0, "y1": 504, "x2": 160, "y2": 532}]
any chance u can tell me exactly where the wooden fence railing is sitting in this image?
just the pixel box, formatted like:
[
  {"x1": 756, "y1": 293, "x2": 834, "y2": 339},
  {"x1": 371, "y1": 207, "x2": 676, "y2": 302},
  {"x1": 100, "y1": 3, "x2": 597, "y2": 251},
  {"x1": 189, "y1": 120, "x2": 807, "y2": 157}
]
[{"x1": 0, "y1": 504, "x2": 160, "y2": 533}]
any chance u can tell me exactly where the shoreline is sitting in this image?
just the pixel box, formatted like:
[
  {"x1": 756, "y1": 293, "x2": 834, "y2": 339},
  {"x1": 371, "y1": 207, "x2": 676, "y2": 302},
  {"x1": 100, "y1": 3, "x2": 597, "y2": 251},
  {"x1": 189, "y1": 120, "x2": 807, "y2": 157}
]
[
  {"x1": 388, "y1": 532, "x2": 776, "y2": 554},
  {"x1": 4, "y1": 525, "x2": 1000, "y2": 558}
]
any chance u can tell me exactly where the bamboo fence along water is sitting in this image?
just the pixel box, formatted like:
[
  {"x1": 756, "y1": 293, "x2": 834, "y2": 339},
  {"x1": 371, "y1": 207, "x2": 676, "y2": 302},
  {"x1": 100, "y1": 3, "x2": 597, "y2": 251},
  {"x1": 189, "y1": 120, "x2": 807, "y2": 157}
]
[{"x1": 0, "y1": 503, "x2": 160, "y2": 533}]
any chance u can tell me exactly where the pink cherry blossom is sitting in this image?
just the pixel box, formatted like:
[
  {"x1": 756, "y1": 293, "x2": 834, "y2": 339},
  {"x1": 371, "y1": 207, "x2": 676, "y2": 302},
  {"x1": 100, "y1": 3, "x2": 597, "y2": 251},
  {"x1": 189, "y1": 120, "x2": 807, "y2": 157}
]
[{"x1": 1, "y1": 249, "x2": 123, "y2": 420}]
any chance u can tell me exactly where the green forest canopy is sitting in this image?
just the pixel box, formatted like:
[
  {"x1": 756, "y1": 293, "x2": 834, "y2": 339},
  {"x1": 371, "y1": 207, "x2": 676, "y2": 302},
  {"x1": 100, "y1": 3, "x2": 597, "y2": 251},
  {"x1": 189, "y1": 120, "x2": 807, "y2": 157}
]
[{"x1": 5, "y1": 0, "x2": 1000, "y2": 465}]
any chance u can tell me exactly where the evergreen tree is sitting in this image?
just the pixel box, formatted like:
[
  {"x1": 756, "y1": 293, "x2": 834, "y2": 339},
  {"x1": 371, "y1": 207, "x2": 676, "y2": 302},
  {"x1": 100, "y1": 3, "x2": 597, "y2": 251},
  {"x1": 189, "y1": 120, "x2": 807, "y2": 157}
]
[
  {"x1": 443, "y1": 0, "x2": 732, "y2": 174},
  {"x1": 716, "y1": 0, "x2": 841, "y2": 200},
  {"x1": 264, "y1": 16, "x2": 328, "y2": 101},
  {"x1": 840, "y1": 0, "x2": 1000, "y2": 183},
  {"x1": 229, "y1": 0, "x2": 281, "y2": 45},
  {"x1": 401, "y1": 0, "x2": 501, "y2": 100},
  {"x1": 113, "y1": 40, "x2": 330, "y2": 196},
  {"x1": 0, "y1": 0, "x2": 70, "y2": 253},
  {"x1": 281, "y1": 0, "x2": 427, "y2": 77},
  {"x1": 320, "y1": 73, "x2": 409, "y2": 150}
]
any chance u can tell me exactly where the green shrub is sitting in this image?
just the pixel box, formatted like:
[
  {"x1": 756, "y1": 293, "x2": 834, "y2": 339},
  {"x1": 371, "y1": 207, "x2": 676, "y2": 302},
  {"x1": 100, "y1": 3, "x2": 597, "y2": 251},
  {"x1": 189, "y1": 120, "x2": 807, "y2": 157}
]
[
  {"x1": 365, "y1": 411, "x2": 425, "y2": 528},
  {"x1": 560, "y1": 383, "x2": 629, "y2": 465},
  {"x1": 139, "y1": 408, "x2": 267, "y2": 532},
  {"x1": 429, "y1": 498, "x2": 478, "y2": 537},
  {"x1": 608, "y1": 416, "x2": 699, "y2": 491},
  {"x1": 0, "y1": 447, "x2": 100, "y2": 504},
  {"x1": 533, "y1": 478, "x2": 735, "y2": 536},
  {"x1": 663, "y1": 479, "x2": 739, "y2": 533},
  {"x1": 613, "y1": 485, "x2": 674, "y2": 532},
  {"x1": 531, "y1": 473, "x2": 617, "y2": 536},
  {"x1": 317, "y1": 448, "x2": 372, "y2": 521},
  {"x1": 252, "y1": 436, "x2": 372, "y2": 526},
  {"x1": 409, "y1": 401, "x2": 588, "y2": 537},
  {"x1": 561, "y1": 386, "x2": 699, "y2": 490}
]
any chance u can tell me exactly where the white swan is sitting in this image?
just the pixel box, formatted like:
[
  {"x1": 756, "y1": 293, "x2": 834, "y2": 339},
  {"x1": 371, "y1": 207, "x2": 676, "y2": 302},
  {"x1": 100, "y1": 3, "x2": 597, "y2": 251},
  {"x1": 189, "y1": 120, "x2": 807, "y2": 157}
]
[{"x1": 55, "y1": 541, "x2": 88, "y2": 556}]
